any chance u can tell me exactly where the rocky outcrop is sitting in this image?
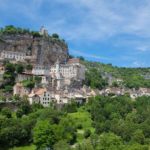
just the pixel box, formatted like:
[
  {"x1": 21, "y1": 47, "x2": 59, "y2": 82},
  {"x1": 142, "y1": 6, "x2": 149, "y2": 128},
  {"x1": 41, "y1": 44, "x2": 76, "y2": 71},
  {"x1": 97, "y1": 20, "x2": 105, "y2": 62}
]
[{"x1": 0, "y1": 34, "x2": 69, "y2": 65}]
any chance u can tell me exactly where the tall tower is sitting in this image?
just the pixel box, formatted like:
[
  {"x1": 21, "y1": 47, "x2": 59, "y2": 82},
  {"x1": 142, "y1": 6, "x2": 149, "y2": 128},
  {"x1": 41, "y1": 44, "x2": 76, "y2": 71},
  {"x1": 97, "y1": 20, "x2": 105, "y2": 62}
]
[
  {"x1": 39, "y1": 26, "x2": 48, "y2": 36},
  {"x1": 55, "y1": 59, "x2": 63, "y2": 90},
  {"x1": 56, "y1": 59, "x2": 60, "y2": 74}
]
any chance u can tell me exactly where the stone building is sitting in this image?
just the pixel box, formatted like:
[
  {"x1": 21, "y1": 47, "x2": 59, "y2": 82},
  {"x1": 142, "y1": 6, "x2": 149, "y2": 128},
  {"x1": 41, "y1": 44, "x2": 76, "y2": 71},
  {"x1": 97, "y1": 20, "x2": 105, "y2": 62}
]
[
  {"x1": 16, "y1": 73, "x2": 33, "y2": 82},
  {"x1": 13, "y1": 83, "x2": 30, "y2": 97},
  {"x1": 16, "y1": 72, "x2": 50, "y2": 86},
  {"x1": 0, "y1": 50, "x2": 26, "y2": 61},
  {"x1": 32, "y1": 65, "x2": 50, "y2": 76},
  {"x1": 13, "y1": 58, "x2": 85, "y2": 106},
  {"x1": 49, "y1": 58, "x2": 85, "y2": 90},
  {"x1": 31, "y1": 58, "x2": 85, "y2": 90},
  {"x1": 0, "y1": 64, "x2": 4, "y2": 82},
  {"x1": 28, "y1": 88, "x2": 53, "y2": 107},
  {"x1": 39, "y1": 26, "x2": 48, "y2": 36},
  {"x1": 50, "y1": 58, "x2": 85, "y2": 80}
]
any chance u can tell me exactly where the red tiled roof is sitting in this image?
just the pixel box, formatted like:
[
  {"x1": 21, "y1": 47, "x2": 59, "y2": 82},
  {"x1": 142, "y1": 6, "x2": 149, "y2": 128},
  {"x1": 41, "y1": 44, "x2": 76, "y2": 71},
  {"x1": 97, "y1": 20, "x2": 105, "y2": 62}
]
[{"x1": 67, "y1": 58, "x2": 80, "y2": 64}]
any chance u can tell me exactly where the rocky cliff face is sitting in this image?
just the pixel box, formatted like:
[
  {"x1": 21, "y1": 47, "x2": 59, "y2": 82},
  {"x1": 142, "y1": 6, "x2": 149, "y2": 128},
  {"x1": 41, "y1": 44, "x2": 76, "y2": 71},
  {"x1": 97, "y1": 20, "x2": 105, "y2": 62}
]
[{"x1": 0, "y1": 34, "x2": 69, "y2": 65}]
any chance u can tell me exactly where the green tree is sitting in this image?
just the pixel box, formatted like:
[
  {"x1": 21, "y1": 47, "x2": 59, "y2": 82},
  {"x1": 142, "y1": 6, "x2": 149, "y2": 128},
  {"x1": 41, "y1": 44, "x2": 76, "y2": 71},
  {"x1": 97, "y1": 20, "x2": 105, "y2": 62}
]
[
  {"x1": 3, "y1": 62, "x2": 16, "y2": 92},
  {"x1": 125, "y1": 143, "x2": 149, "y2": 150},
  {"x1": 15, "y1": 64, "x2": 24, "y2": 73},
  {"x1": 85, "y1": 68, "x2": 108, "y2": 89},
  {"x1": 33, "y1": 120, "x2": 57, "y2": 149},
  {"x1": 22, "y1": 79, "x2": 35, "y2": 89},
  {"x1": 52, "y1": 33, "x2": 59, "y2": 39},
  {"x1": 1, "y1": 107, "x2": 12, "y2": 118},
  {"x1": 76, "y1": 139, "x2": 94, "y2": 150},
  {"x1": 53, "y1": 140, "x2": 71, "y2": 150},
  {"x1": 26, "y1": 64, "x2": 33, "y2": 70},
  {"x1": 16, "y1": 109, "x2": 24, "y2": 118},
  {"x1": 5, "y1": 63, "x2": 15, "y2": 73},
  {"x1": 63, "y1": 100, "x2": 78, "y2": 113},
  {"x1": 84, "y1": 129, "x2": 91, "y2": 139},
  {"x1": 34, "y1": 76, "x2": 42, "y2": 83},
  {"x1": 12, "y1": 94, "x2": 20, "y2": 102},
  {"x1": 77, "y1": 56, "x2": 85, "y2": 61},
  {"x1": 20, "y1": 99, "x2": 32, "y2": 115},
  {"x1": 96, "y1": 133, "x2": 124, "y2": 150},
  {"x1": 132, "y1": 129, "x2": 145, "y2": 144}
]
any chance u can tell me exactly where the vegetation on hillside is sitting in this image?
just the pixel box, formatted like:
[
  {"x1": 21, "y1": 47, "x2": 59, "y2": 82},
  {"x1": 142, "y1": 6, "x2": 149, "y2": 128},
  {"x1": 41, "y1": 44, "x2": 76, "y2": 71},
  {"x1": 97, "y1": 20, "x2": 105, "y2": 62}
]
[
  {"x1": 0, "y1": 25, "x2": 67, "y2": 46},
  {"x1": 0, "y1": 62, "x2": 25, "y2": 93},
  {"x1": 0, "y1": 95, "x2": 150, "y2": 150},
  {"x1": 83, "y1": 60, "x2": 150, "y2": 89}
]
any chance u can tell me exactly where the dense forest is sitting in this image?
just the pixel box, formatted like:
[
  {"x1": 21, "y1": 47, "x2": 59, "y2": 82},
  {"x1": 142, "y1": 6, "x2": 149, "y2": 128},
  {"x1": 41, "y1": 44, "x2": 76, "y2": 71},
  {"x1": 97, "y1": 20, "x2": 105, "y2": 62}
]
[{"x1": 0, "y1": 95, "x2": 150, "y2": 150}]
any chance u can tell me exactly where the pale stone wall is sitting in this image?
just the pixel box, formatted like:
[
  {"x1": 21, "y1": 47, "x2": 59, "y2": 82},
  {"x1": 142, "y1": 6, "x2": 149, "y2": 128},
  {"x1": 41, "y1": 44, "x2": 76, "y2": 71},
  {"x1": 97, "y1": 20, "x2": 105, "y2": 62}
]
[
  {"x1": 39, "y1": 91, "x2": 51, "y2": 107},
  {"x1": 50, "y1": 63, "x2": 85, "y2": 80},
  {"x1": 16, "y1": 74, "x2": 32, "y2": 82},
  {"x1": 13, "y1": 83, "x2": 30, "y2": 97},
  {"x1": 29, "y1": 95, "x2": 40, "y2": 105},
  {"x1": 32, "y1": 65, "x2": 49, "y2": 76},
  {"x1": 1, "y1": 51, "x2": 26, "y2": 61}
]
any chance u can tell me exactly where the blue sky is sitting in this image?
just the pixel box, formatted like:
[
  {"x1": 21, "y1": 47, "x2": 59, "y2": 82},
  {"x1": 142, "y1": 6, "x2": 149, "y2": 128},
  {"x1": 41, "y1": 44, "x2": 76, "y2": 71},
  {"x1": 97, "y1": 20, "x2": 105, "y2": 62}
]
[{"x1": 0, "y1": 0, "x2": 150, "y2": 67}]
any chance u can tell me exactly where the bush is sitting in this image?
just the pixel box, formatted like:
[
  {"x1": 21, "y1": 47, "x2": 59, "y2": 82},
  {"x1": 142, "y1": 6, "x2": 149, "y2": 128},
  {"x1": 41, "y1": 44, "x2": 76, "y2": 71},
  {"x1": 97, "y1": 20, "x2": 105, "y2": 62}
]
[
  {"x1": 22, "y1": 79, "x2": 35, "y2": 89},
  {"x1": 15, "y1": 64, "x2": 24, "y2": 73},
  {"x1": 84, "y1": 129, "x2": 91, "y2": 139},
  {"x1": 34, "y1": 76, "x2": 42, "y2": 83},
  {"x1": 31, "y1": 31, "x2": 41, "y2": 37},
  {"x1": 26, "y1": 64, "x2": 33, "y2": 70},
  {"x1": 3, "y1": 85, "x2": 13, "y2": 92},
  {"x1": 52, "y1": 33, "x2": 59, "y2": 39},
  {"x1": 1, "y1": 107, "x2": 12, "y2": 118},
  {"x1": 77, "y1": 124, "x2": 83, "y2": 129},
  {"x1": 16, "y1": 109, "x2": 24, "y2": 118}
]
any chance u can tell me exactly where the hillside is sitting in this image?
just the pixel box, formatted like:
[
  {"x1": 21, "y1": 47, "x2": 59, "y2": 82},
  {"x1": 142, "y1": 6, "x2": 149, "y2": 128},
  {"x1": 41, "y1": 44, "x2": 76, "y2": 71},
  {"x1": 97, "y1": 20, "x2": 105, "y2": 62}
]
[
  {"x1": 0, "y1": 25, "x2": 68, "y2": 65},
  {"x1": 83, "y1": 60, "x2": 150, "y2": 89},
  {"x1": 1, "y1": 96, "x2": 150, "y2": 150}
]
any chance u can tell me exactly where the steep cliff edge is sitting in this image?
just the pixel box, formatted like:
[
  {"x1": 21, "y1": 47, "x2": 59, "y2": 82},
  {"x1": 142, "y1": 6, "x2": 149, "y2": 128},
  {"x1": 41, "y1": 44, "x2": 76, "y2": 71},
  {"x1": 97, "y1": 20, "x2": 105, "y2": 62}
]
[{"x1": 0, "y1": 26, "x2": 69, "y2": 65}]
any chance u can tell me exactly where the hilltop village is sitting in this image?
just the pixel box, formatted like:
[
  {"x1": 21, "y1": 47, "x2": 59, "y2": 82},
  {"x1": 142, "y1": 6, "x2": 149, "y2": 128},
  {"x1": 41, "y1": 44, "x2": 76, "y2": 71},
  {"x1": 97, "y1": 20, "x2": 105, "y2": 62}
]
[
  {"x1": 0, "y1": 26, "x2": 150, "y2": 150},
  {"x1": 0, "y1": 27, "x2": 86, "y2": 106},
  {"x1": 0, "y1": 26, "x2": 150, "y2": 107}
]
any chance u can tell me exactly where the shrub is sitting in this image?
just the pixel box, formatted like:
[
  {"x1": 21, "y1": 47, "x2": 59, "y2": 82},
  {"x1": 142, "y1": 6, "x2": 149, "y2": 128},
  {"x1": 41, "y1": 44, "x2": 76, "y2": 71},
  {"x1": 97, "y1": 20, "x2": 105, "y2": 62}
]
[
  {"x1": 84, "y1": 129, "x2": 91, "y2": 139},
  {"x1": 77, "y1": 124, "x2": 83, "y2": 129},
  {"x1": 1, "y1": 107, "x2": 12, "y2": 118},
  {"x1": 52, "y1": 33, "x2": 59, "y2": 39}
]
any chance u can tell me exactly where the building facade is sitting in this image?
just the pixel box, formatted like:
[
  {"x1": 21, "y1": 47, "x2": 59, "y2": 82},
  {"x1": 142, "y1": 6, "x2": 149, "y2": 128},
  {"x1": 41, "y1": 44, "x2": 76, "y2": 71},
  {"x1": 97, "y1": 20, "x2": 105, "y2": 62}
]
[
  {"x1": 50, "y1": 59, "x2": 85, "y2": 80},
  {"x1": 0, "y1": 51, "x2": 26, "y2": 61},
  {"x1": 32, "y1": 65, "x2": 50, "y2": 76},
  {"x1": 28, "y1": 88, "x2": 52, "y2": 107},
  {"x1": 13, "y1": 83, "x2": 30, "y2": 97}
]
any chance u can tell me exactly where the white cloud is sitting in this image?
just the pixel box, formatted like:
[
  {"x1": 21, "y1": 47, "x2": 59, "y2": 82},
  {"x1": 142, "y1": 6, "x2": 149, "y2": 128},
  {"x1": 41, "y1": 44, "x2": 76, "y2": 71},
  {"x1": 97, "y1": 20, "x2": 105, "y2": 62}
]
[
  {"x1": 132, "y1": 61, "x2": 145, "y2": 67},
  {"x1": 1, "y1": 0, "x2": 150, "y2": 42}
]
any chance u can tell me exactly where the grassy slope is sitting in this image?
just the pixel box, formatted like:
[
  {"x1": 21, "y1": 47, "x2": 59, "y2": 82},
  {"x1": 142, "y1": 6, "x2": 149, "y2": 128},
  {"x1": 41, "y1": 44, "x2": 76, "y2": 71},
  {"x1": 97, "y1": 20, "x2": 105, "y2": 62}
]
[
  {"x1": 68, "y1": 107, "x2": 94, "y2": 143},
  {"x1": 10, "y1": 145, "x2": 36, "y2": 150}
]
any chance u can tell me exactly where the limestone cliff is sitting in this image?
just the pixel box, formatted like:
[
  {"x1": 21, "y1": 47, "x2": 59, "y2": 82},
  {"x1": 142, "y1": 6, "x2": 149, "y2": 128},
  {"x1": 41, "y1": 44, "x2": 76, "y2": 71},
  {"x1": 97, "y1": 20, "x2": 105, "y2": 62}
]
[{"x1": 0, "y1": 33, "x2": 69, "y2": 65}]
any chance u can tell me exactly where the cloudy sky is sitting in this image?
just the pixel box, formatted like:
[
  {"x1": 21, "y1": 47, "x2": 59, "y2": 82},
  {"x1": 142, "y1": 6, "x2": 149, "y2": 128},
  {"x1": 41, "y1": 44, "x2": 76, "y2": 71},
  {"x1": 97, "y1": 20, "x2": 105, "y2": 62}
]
[{"x1": 0, "y1": 0, "x2": 150, "y2": 67}]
